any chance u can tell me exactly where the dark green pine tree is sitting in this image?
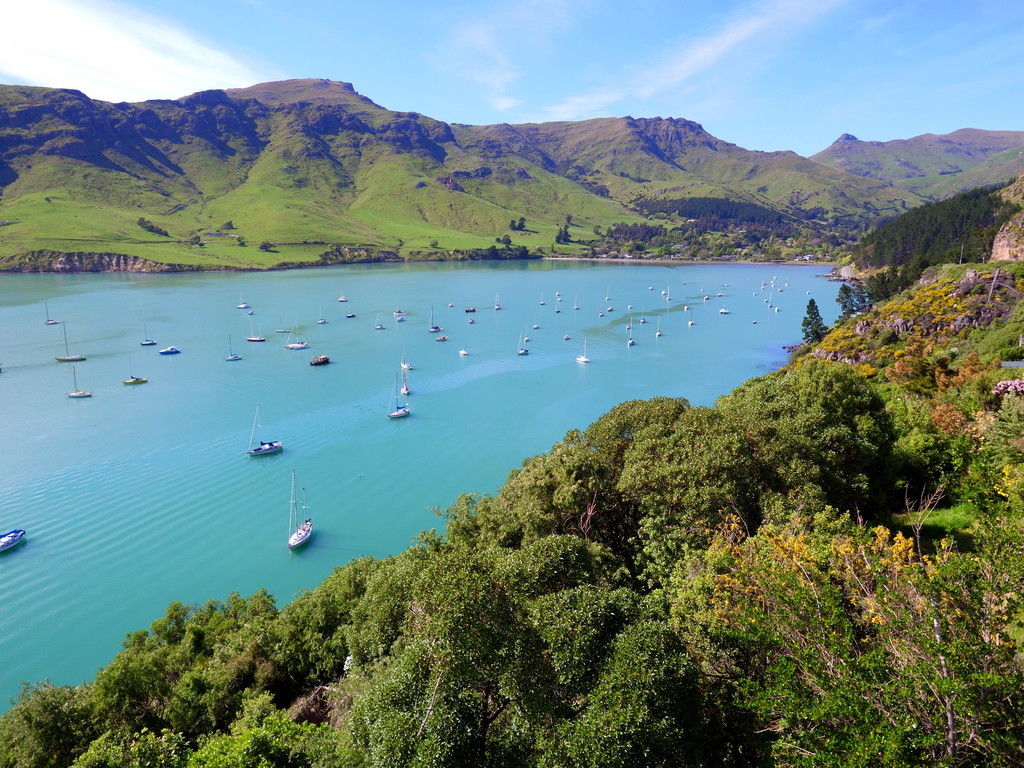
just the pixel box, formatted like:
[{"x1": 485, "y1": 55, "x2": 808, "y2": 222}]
[{"x1": 802, "y1": 298, "x2": 828, "y2": 343}]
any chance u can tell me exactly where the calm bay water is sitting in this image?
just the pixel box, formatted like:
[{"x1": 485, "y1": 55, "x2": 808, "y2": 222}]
[{"x1": 0, "y1": 259, "x2": 836, "y2": 706}]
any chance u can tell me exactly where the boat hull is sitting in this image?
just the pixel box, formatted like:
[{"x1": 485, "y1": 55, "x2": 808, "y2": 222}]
[
  {"x1": 0, "y1": 529, "x2": 26, "y2": 553},
  {"x1": 247, "y1": 442, "x2": 283, "y2": 456}
]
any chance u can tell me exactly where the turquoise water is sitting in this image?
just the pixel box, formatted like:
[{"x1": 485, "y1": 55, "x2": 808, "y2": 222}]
[{"x1": 0, "y1": 260, "x2": 836, "y2": 707}]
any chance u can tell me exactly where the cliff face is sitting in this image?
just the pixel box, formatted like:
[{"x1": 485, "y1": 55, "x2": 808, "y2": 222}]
[
  {"x1": 992, "y1": 172, "x2": 1024, "y2": 262},
  {"x1": 0, "y1": 250, "x2": 198, "y2": 272}
]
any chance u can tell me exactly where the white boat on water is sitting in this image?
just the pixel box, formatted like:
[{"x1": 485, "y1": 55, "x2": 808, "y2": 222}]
[
  {"x1": 225, "y1": 334, "x2": 242, "y2": 361},
  {"x1": 247, "y1": 406, "x2": 283, "y2": 456},
  {"x1": 576, "y1": 338, "x2": 590, "y2": 363},
  {"x1": 44, "y1": 302, "x2": 59, "y2": 325},
  {"x1": 246, "y1": 318, "x2": 266, "y2": 342},
  {"x1": 0, "y1": 528, "x2": 26, "y2": 553},
  {"x1": 387, "y1": 374, "x2": 411, "y2": 418},
  {"x1": 67, "y1": 365, "x2": 91, "y2": 398},
  {"x1": 284, "y1": 327, "x2": 308, "y2": 350},
  {"x1": 400, "y1": 368, "x2": 411, "y2": 396},
  {"x1": 55, "y1": 322, "x2": 86, "y2": 362},
  {"x1": 140, "y1": 324, "x2": 157, "y2": 346},
  {"x1": 286, "y1": 470, "x2": 313, "y2": 550}
]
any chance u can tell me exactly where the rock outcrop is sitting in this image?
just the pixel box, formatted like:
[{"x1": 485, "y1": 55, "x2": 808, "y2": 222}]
[{"x1": 992, "y1": 171, "x2": 1024, "y2": 261}]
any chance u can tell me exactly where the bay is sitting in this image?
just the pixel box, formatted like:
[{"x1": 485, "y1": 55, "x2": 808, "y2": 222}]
[{"x1": 0, "y1": 259, "x2": 836, "y2": 707}]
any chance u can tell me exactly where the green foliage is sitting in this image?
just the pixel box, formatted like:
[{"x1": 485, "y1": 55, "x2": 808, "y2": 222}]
[
  {"x1": 801, "y1": 298, "x2": 828, "y2": 342},
  {"x1": 0, "y1": 682, "x2": 99, "y2": 768}
]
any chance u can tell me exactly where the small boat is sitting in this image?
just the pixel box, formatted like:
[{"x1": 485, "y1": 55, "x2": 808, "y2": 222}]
[
  {"x1": 395, "y1": 315, "x2": 405, "y2": 323},
  {"x1": 400, "y1": 358, "x2": 413, "y2": 371},
  {"x1": 67, "y1": 365, "x2": 92, "y2": 398},
  {"x1": 435, "y1": 335, "x2": 448, "y2": 342},
  {"x1": 468, "y1": 317, "x2": 476, "y2": 324},
  {"x1": 55, "y1": 323, "x2": 86, "y2": 362},
  {"x1": 310, "y1": 355, "x2": 330, "y2": 366},
  {"x1": 494, "y1": 294, "x2": 502, "y2": 310},
  {"x1": 287, "y1": 471, "x2": 313, "y2": 550},
  {"x1": 639, "y1": 317, "x2": 647, "y2": 324},
  {"x1": 626, "y1": 327, "x2": 635, "y2": 346},
  {"x1": 374, "y1": 315, "x2": 386, "y2": 330},
  {"x1": 317, "y1": 306, "x2": 327, "y2": 325},
  {"x1": 284, "y1": 328, "x2": 308, "y2": 350},
  {"x1": 563, "y1": 334, "x2": 571, "y2": 340},
  {"x1": 517, "y1": 333, "x2": 529, "y2": 356},
  {"x1": 236, "y1": 295, "x2": 250, "y2": 309},
  {"x1": 387, "y1": 375, "x2": 411, "y2": 419},
  {"x1": 246, "y1": 319, "x2": 266, "y2": 342},
  {"x1": 752, "y1": 320, "x2": 758, "y2": 324},
  {"x1": 140, "y1": 324, "x2": 157, "y2": 346},
  {"x1": 606, "y1": 306, "x2": 614, "y2": 312},
  {"x1": 247, "y1": 406, "x2": 283, "y2": 456},
  {"x1": 247, "y1": 311, "x2": 255, "y2": 316},
  {"x1": 599, "y1": 312, "x2": 604, "y2": 317},
  {"x1": 447, "y1": 303, "x2": 454, "y2": 308},
  {"x1": 427, "y1": 307, "x2": 442, "y2": 333},
  {"x1": 123, "y1": 354, "x2": 148, "y2": 385},
  {"x1": 400, "y1": 368, "x2": 411, "y2": 396},
  {"x1": 532, "y1": 323, "x2": 540, "y2": 329},
  {"x1": 345, "y1": 312, "x2": 356, "y2": 319},
  {"x1": 464, "y1": 307, "x2": 477, "y2": 313},
  {"x1": 44, "y1": 302, "x2": 59, "y2": 325},
  {"x1": 0, "y1": 529, "x2": 26, "y2": 553},
  {"x1": 719, "y1": 308, "x2": 730, "y2": 315},
  {"x1": 225, "y1": 334, "x2": 242, "y2": 361},
  {"x1": 576, "y1": 338, "x2": 590, "y2": 364},
  {"x1": 458, "y1": 349, "x2": 469, "y2": 356},
  {"x1": 337, "y1": 292, "x2": 348, "y2": 302},
  {"x1": 159, "y1": 346, "x2": 180, "y2": 355}
]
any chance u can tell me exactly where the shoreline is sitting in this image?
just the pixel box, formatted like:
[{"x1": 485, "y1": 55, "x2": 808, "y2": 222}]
[{"x1": 542, "y1": 256, "x2": 838, "y2": 267}]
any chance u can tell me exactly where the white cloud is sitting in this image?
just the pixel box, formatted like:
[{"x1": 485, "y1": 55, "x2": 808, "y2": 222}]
[
  {"x1": 0, "y1": 0, "x2": 276, "y2": 102},
  {"x1": 440, "y1": 0, "x2": 584, "y2": 112},
  {"x1": 536, "y1": 0, "x2": 848, "y2": 121}
]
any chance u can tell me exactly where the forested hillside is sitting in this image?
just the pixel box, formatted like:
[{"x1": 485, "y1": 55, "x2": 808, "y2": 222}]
[
  {"x1": 855, "y1": 185, "x2": 1020, "y2": 299},
  {"x1": 3, "y1": 263, "x2": 1024, "y2": 768}
]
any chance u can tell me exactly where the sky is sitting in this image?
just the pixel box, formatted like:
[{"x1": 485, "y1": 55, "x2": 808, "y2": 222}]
[{"x1": 1, "y1": 0, "x2": 1022, "y2": 156}]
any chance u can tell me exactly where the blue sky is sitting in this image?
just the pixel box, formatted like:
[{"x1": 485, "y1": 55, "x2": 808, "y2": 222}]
[{"x1": 1, "y1": 0, "x2": 1022, "y2": 155}]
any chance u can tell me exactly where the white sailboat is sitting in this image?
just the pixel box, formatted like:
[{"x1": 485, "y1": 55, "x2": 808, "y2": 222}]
[
  {"x1": 400, "y1": 368, "x2": 411, "y2": 397},
  {"x1": 284, "y1": 327, "x2": 309, "y2": 350},
  {"x1": 517, "y1": 332, "x2": 529, "y2": 356},
  {"x1": 246, "y1": 318, "x2": 266, "y2": 342},
  {"x1": 247, "y1": 406, "x2": 283, "y2": 456},
  {"x1": 67, "y1": 365, "x2": 91, "y2": 398},
  {"x1": 44, "y1": 302, "x2": 59, "y2": 325},
  {"x1": 317, "y1": 305, "x2": 327, "y2": 324},
  {"x1": 286, "y1": 470, "x2": 313, "y2": 550},
  {"x1": 225, "y1": 334, "x2": 242, "y2": 361},
  {"x1": 387, "y1": 374, "x2": 411, "y2": 418},
  {"x1": 427, "y1": 307, "x2": 441, "y2": 333},
  {"x1": 656, "y1": 317, "x2": 663, "y2": 337},
  {"x1": 236, "y1": 294, "x2": 250, "y2": 309},
  {"x1": 139, "y1": 324, "x2": 157, "y2": 346},
  {"x1": 576, "y1": 338, "x2": 590, "y2": 363},
  {"x1": 55, "y1": 322, "x2": 86, "y2": 362}
]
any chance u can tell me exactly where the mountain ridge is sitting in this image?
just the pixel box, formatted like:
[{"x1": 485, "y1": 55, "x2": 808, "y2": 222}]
[{"x1": 0, "y1": 78, "x2": 1010, "y2": 269}]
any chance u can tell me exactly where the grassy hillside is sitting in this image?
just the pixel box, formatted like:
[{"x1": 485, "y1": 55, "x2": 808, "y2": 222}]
[
  {"x1": 812, "y1": 128, "x2": 1024, "y2": 200},
  {"x1": 0, "y1": 79, "x2": 930, "y2": 270}
]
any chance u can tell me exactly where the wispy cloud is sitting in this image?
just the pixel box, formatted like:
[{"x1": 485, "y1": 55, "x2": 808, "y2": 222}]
[
  {"x1": 439, "y1": 0, "x2": 582, "y2": 112},
  {"x1": 535, "y1": 0, "x2": 848, "y2": 121},
  {"x1": 0, "y1": 0, "x2": 276, "y2": 102}
]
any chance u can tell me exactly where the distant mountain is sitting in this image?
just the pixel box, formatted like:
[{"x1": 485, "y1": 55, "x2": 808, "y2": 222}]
[
  {"x1": 812, "y1": 129, "x2": 1024, "y2": 200},
  {"x1": 0, "y1": 78, "x2": 930, "y2": 268}
]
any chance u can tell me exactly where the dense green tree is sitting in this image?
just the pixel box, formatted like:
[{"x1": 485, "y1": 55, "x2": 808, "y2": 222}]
[
  {"x1": 0, "y1": 683, "x2": 100, "y2": 768},
  {"x1": 801, "y1": 298, "x2": 828, "y2": 342}
]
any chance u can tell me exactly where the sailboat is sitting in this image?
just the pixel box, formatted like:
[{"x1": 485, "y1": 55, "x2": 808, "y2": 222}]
[
  {"x1": 246, "y1": 318, "x2": 266, "y2": 342},
  {"x1": 656, "y1": 317, "x2": 663, "y2": 337},
  {"x1": 225, "y1": 334, "x2": 242, "y2": 361},
  {"x1": 55, "y1": 322, "x2": 86, "y2": 362},
  {"x1": 387, "y1": 375, "x2": 411, "y2": 419},
  {"x1": 517, "y1": 333, "x2": 529, "y2": 356},
  {"x1": 688, "y1": 308, "x2": 695, "y2": 326},
  {"x1": 626, "y1": 326, "x2": 635, "y2": 346},
  {"x1": 576, "y1": 338, "x2": 590, "y2": 363},
  {"x1": 493, "y1": 293, "x2": 502, "y2": 310},
  {"x1": 286, "y1": 470, "x2": 313, "y2": 550},
  {"x1": 337, "y1": 289, "x2": 349, "y2": 302},
  {"x1": 427, "y1": 307, "x2": 441, "y2": 333},
  {"x1": 374, "y1": 315, "x2": 386, "y2": 330},
  {"x1": 123, "y1": 353, "x2": 148, "y2": 385},
  {"x1": 400, "y1": 356, "x2": 413, "y2": 371},
  {"x1": 246, "y1": 406, "x2": 283, "y2": 456},
  {"x1": 317, "y1": 305, "x2": 327, "y2": 324},
  {"x1": 44, "y1": 302, "x2": 59, "y2": 325},
  {"x1": 284, "y1": 327, "x2": 309, "y2": 350},
  {"x1": 67, "y1": 365, "x2": 92, "y2": 398},
  {"x1": 236, "y1": 295, "x2": 250, "y2": 309},
  {"x1": 400, "y1": 368, "x2": 411, "y2": 396},
  {"x1": 139, "y1": 324, "x2": 157, "y2": 346}
]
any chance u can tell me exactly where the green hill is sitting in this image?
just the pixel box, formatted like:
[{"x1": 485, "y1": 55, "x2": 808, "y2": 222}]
[
  {"x1": 812, "y1": 128, "x2": 1024, "y2": 200},
  {"x1": 0, "y1": 79, "x2": 926, "y2": 270}
]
